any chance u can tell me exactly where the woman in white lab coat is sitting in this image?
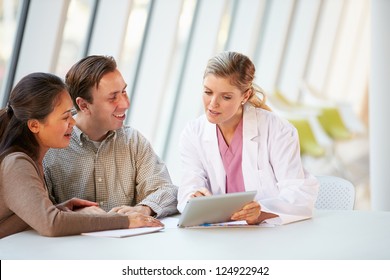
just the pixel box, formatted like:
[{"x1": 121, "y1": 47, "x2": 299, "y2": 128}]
[{"x1": 178, "y1": 51, "x2": 319, "y2": 225}]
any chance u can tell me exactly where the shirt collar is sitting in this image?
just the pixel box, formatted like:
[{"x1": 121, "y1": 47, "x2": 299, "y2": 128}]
[{"x1": 73, "y1": 125, "x2": 116, "y2": 143}]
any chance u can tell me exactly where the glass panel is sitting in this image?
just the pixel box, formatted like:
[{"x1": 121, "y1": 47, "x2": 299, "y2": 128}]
[
  {"x1": 0, "y1": 0, "x2": 21, "y2": 101},
  {"x1": 278, "y1": 0, "x2": 321, "y2": 102},
  {"x1": 55, "y1": 0, "x2": 95, "y2": 78},
  {"x1": 254, "y1": 0, "x2": 294, "y2": 94},
  {"x1": 153, "y1": 0, "x2": 197, "y2": 153},
  {"x1": 217, "y1": 0, "x2": 234, "y2": 52},
  {"x1": 305, "y1": 0, "x2": 344, "y2": 96},
  {"x1": 326, "y1": 0, "x2": 367, "y2": 102},
  {"x1": 119, "y1": 0, "x2": 150, "y2": 92}
]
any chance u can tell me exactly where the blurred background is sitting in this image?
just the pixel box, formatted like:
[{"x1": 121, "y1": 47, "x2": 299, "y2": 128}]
[{"x1": 0, "y1": 0, "x2": 370, "y2": 209}]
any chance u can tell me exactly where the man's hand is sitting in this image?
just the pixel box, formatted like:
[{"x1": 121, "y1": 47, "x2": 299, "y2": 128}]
[
  {"x1": 56, "y1": 198, "x2": 99, "y2": 212},
  {"x1": 126, "y1": 212, "x2": 164, "y2": 228},
  {"x1": 74, "y1": 206, "x2": 107, "y2": 214},
  {"x1": 108, "y1": 205, "x2": 154, "y2": 216}
]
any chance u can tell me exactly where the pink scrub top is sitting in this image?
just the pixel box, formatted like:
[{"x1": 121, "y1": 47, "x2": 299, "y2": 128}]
[{"x1": 217, "y1": 119, "x2": 245, "y2": 193}]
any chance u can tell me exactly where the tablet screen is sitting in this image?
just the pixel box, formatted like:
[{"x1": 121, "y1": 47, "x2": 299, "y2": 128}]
[{"x1": 177, "y1": 191, "x2": 257, "y2": 227}]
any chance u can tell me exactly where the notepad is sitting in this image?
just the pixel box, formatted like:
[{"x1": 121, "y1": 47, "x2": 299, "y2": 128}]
[{"x1": 81, "y1": 226, "x2": 164, "y2": 238}]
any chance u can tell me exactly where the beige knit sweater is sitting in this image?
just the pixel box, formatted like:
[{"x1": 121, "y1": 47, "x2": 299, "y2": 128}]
[{"x1": 0, "y1": 152, "x2": 129, "y2": 238}]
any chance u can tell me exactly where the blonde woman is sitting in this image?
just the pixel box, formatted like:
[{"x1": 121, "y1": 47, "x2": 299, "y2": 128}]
[{"x1": 178, "y1": 51, "x2": 319, "y2": 225}]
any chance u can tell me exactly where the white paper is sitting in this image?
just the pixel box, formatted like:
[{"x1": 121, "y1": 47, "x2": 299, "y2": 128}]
[
  {"x1": 81, "y1": 226, "x2": 164, "y2": 238},
  {"x1": 159, "y1": 217, "x2": 180, "y2": 229}
]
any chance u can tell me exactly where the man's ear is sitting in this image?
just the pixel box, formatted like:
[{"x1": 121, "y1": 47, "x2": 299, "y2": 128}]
[
  {"x1": 27, "y1": 119, "x2": 40, "y2": 134},
  {"x1": 76, "y1": 97, "x2": 89, "y2": 113}
]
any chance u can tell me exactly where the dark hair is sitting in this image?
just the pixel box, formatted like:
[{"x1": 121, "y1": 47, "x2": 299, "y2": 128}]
[
  {"x1": 0, "y1": 72, "x2": 67, "y2": 161},
  {"x1": 204, "y1": 51, "x2": 271, "y2": 111},
  {"x1": 65, "y1": 55, "x2": 117, "y2": 110}
]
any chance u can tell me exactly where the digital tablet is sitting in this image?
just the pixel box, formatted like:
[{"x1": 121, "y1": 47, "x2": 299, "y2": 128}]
[{"x1": 177, "y1": 191, "x2": 257, "y2": 228}]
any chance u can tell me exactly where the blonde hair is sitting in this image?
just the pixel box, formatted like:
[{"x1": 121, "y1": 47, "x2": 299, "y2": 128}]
[{"x1": 203, "y1": 51, "x2": 271, "y2": 111}]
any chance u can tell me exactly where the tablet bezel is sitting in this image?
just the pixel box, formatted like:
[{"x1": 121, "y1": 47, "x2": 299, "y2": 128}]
[{"x1": 177, "y1": 191, "x2": 257, "y2": 227}]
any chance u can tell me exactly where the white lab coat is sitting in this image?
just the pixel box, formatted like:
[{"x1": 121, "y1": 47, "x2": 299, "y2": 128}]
[{"x1": 178, "y1": 104, "x2": 319, "y2": 225}]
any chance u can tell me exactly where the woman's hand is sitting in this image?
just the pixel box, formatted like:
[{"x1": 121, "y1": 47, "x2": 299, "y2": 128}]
[
  {"x1": 126, "y1": 212, "x2": 164, "y2": 228},
  {"x1": 56, "y1": 198, "x2": 99, "y2": 212},
  {"x1": 230, "y1": 201, "x2": 261, "y2": 225},
  {"x1": 191, "y1": 187, "x2": 212, "y2": 198}
]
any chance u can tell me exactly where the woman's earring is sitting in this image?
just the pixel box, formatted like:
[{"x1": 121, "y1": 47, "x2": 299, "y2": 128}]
[{"x1": 241, "y1": 102, "x2": 245, "y2": 105}]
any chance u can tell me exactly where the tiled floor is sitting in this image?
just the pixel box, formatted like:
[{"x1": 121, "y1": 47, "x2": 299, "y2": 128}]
[{"x1": 302, "y1": 133, "x2": 370, "y2": 210}]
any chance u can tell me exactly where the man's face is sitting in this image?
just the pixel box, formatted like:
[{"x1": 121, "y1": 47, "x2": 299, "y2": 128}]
[{"x1": 87, "y1": 69, "x2": 130, "y2": 135}]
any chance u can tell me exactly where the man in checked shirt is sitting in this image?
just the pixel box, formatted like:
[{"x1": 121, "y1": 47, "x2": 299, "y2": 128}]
[{"x1": 43, "y1": 55, "x2": 178, "y2": 218}]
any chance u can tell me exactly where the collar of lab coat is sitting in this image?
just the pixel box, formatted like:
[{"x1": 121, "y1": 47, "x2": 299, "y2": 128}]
[{"x1": 201, "y1": 104, "x2": 260, "y2": 194}]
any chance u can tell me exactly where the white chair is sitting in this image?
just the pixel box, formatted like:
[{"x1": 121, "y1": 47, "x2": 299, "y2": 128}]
[{"x1": 315, "y1": 175, "x2": 355, "y2": 210}]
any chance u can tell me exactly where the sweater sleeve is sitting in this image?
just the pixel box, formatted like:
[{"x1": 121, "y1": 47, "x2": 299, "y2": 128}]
[{"x1": 0, "y1": 153, "x2": 129, "y2": 237}]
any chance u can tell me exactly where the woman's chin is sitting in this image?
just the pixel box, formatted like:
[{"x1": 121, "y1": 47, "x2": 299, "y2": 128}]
[{"x1": 206, "y1": 114, "x2": 219, "y2": 124}]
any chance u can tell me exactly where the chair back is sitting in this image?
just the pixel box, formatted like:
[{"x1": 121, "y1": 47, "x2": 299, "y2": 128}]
[{"x1": 315, "y1": 175, "x2": 355, "y2": 210}]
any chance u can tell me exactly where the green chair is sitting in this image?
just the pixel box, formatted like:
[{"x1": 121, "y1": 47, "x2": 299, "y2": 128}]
[
  {"x1": 288, "y1": 118, "x2": 326, "y2": 157},
  {"x1": 317, "y1": 107, "x2": 352, "y2": 140},
  {"x1": 272, "y1": 89, "x2": 353, "y2": 141}
]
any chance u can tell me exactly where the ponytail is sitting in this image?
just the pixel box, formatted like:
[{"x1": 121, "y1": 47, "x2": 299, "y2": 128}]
[{"x1": 247, "y1": 84, "x2": 272, "y2": 111}]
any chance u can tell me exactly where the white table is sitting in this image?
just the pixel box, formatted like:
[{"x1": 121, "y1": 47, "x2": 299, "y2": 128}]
[{"x1": 1, "y1": 210, "x2": 389, "y2": 260}]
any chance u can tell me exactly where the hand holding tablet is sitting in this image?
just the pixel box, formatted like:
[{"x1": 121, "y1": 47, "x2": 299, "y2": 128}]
[{"x1": 177, "y1": 191, "x2": 257, "y2": 227}]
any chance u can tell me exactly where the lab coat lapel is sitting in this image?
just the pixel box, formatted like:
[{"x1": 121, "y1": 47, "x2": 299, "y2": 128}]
[
  {"x1": 242, "y1": 105, "x2": 260, "y2": 192},
  {"x1": 203, "y1": 121, "x2": 226, "y2": 194}
]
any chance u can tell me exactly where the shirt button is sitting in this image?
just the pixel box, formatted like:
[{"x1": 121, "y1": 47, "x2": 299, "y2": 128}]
[
  {"x1": 97, "y1": 177, "x2": 102, "y2": 182},
  {"x1": 79, "y1": 142, "x2": 83, "y2": 146}
]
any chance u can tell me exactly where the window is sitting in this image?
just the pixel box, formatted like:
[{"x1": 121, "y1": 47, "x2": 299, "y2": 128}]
[
  {"x1": 55, "y1": 0, "x2": 95, "y2": 78},
  {"x1": 0, "y1": 0, "x2": 21, "y2": 105}
]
